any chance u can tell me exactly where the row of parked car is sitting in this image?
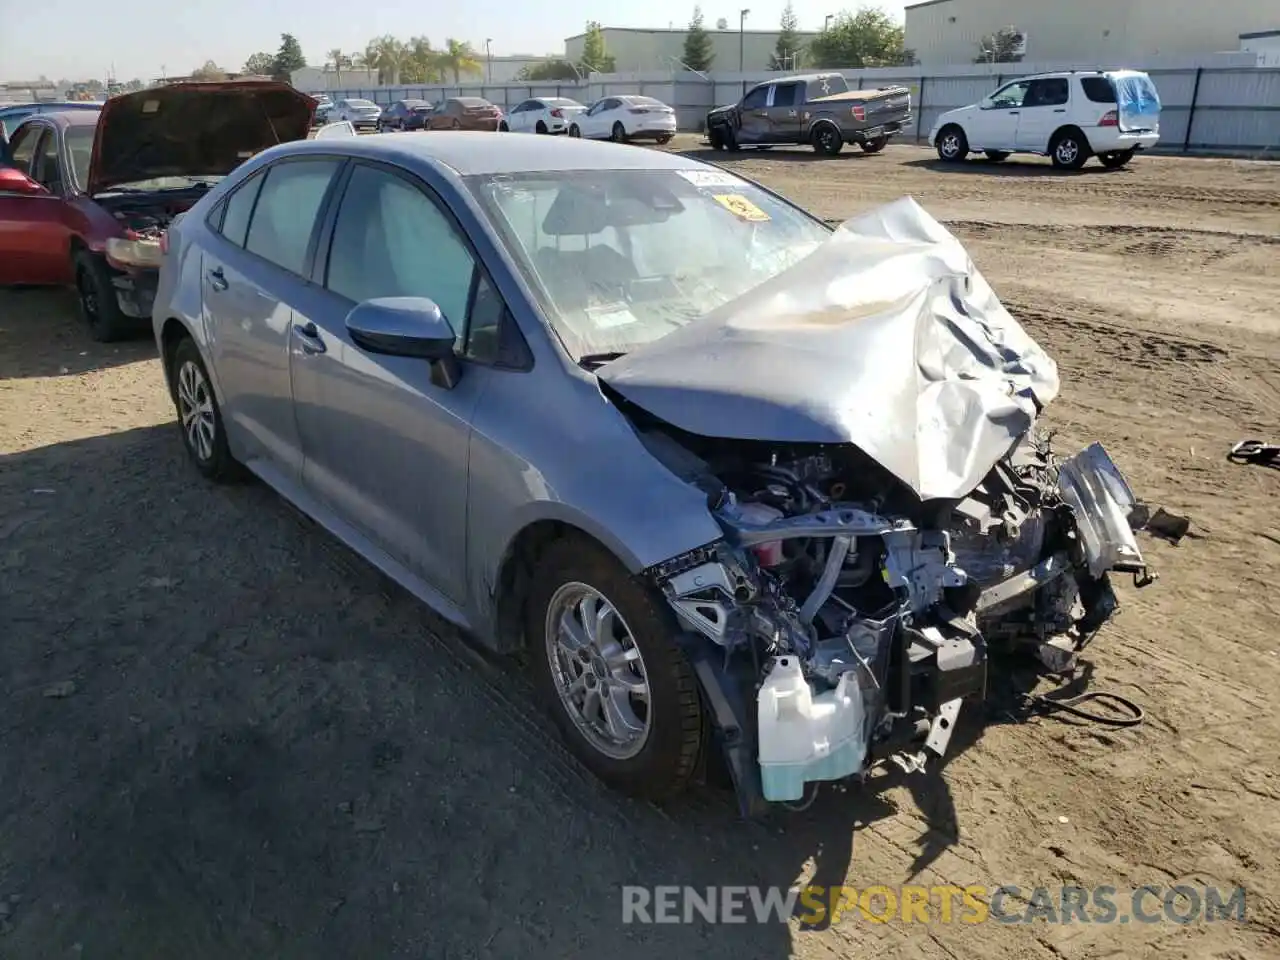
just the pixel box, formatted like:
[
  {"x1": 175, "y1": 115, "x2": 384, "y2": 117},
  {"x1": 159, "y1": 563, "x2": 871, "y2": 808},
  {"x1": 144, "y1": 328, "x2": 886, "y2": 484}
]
[{"x1": 311, "y1": 93, "x2": 677, "y2": 144}]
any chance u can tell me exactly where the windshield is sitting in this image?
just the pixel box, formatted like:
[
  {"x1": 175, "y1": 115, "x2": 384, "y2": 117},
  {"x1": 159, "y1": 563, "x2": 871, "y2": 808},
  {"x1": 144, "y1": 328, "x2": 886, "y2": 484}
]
[
  {"x1": 348, "y1": 99, "x2": 377, "y2": 108},
  {"x1": 467, "y1": 168, "x2": 831, "y2": 360}
]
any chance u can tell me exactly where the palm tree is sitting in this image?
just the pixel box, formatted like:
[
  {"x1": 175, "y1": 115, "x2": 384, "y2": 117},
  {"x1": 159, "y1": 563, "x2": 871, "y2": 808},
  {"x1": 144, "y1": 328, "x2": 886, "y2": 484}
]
[
  {"x1": 326, "y1": 47, "x2": 349, "y2": 85},
  {"x1": 363, "y1": 36, "x2": 406, "y2": 85},
  {"x1": 439, "y1": 39, "x2": 482, "y2": 84},
  {"x1": 404, "y1": 36, "x2": 441, "y2": 84}
]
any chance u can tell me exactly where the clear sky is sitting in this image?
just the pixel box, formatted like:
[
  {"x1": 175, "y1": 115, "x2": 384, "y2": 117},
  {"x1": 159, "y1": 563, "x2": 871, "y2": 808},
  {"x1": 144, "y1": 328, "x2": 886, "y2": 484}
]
[{"x1": 0, "y1": 1, "x2": 907, "y2": 83}]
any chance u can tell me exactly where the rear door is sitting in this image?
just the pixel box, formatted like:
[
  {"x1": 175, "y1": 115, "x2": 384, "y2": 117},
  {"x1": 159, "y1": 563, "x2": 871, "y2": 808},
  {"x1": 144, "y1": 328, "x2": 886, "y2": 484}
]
[
  {"x1": 288, "y1": 160, "x2": 503, "y2": 602},
  {"x1": 200, "y1": 156, "x2": 344, "y2": 481},
  {"x1": 1015, "y1": 77, "x2": 1070, "y2": 152},
  {"x1": 766, "y1": 82, "x2": 804, "y2": 142},
  {"x1": 0, "y1": 123, "x2": 69, "y2": 285}
]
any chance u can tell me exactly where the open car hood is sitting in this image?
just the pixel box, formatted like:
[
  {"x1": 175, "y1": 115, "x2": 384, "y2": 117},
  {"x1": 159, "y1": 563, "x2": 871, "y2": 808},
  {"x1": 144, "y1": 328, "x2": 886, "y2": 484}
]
[
  {"x1": 87, "y1": 80, "x2": 315, "y2": 194},
  {"x1": 596, "y1": 197, "x2": 1060, "y2": 501}
]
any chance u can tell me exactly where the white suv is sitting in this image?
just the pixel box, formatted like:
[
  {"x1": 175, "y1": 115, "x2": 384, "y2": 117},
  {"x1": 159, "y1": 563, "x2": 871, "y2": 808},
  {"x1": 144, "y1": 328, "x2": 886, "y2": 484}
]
[{"x1": 929, "y1": 70, "x2": 1161, "y2": 170}]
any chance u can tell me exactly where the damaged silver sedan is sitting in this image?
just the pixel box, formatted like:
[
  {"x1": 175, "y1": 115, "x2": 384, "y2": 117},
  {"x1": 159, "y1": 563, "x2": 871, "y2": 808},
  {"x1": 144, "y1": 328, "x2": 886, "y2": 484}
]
[{"x1": 153, "y1": 133, "x2": 1152, "y2": 816}]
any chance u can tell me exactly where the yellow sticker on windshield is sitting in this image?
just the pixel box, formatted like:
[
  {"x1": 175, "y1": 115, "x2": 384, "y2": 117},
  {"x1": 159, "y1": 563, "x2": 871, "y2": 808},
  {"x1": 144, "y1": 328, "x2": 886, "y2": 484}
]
[{"x1": 712, "y1": 193, "x2": 771, "y2": 222}]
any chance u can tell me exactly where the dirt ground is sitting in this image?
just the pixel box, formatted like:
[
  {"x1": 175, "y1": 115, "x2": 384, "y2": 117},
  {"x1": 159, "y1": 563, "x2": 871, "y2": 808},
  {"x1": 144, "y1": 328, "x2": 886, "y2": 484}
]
[{"x1": 2, "y1": 138, "x2": 1278, "y2": 959}]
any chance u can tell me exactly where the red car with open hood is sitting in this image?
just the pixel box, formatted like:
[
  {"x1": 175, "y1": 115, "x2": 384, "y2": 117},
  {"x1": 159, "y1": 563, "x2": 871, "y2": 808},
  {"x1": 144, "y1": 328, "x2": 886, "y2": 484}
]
[{"x1": 0, "y1": 80, "x2": 313, "y2": 341}]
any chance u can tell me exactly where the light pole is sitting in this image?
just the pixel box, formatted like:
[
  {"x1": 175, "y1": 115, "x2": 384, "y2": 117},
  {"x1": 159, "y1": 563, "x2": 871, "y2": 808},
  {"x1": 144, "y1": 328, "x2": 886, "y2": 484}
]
[
  {"x1": 739, "y1": 8, "x2": 750, "y2": 72},
  {"x1": 824, "y1": 14, "x2": 833, "y2": 31},
  {"x1": 485, "y1": 38, "x2": 493, "y2": 83}
]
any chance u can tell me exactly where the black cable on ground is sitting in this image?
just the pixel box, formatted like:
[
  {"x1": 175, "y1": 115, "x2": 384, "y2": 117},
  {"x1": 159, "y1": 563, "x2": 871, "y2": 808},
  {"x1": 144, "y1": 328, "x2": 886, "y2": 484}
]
[
  {"x1": 1021, "y1": 689, "x2": 1145, "y2": 728},
  {"x1": 1228, "y1": 439, "x2": 1280, "y2": 467}
]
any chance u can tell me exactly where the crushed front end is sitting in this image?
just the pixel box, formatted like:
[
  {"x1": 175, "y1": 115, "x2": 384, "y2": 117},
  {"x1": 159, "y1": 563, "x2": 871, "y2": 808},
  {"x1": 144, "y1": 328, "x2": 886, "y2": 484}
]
[{"x1": 643, "y1": 431, "x2": 1150, "y2": 816}]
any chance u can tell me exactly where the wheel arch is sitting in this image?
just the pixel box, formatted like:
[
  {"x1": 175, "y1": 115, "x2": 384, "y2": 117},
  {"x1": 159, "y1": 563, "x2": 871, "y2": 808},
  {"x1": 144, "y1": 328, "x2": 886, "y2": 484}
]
[
  {"x1": 935, "y1": 121, "x2": 965, "y2": 146},
  {"x1": 808, "y1": 116, "x2": 843, "y2": 140},
  {"x1": 1049, "y1": 124, "x2": 1091, "y2": 153}
]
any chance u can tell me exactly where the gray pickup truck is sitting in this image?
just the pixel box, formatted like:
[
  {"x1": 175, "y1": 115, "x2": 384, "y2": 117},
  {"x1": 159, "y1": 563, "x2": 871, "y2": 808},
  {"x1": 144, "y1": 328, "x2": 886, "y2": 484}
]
[{"x1": 705, "y1": 72, "x2": 912, "y2": 156}]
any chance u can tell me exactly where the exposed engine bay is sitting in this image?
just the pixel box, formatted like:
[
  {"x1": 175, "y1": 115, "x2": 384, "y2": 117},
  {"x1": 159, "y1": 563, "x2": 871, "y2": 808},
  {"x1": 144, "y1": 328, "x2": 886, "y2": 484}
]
[{"x1": 638, "y1": 420, "x2": 1151, "y2": 813}]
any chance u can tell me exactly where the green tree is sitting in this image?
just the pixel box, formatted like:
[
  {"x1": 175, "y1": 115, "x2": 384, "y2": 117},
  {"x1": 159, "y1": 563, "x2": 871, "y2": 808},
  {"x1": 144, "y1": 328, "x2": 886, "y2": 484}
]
[
  {"x1": 579, "y1": 21, "x2": 616, "y2": 74},
  {"x1": 683, "y1": 7, "x2": 714, "y2": 71},
  {"x1": 517, "y1": 59, "x2": 582, "y2": 81},
  {"x1": 439, "y1": 38, "x2": 482, "y2": 83},
  {"x1": 364, "y1": 35, "x2": 407, "y2": 85},
  {"x1": 807, "y1": 8, "x2": 908, "y2": 68},
  {"x1": 191, "y1": 60, "x2": 227, "y2": 81},
  {"x1": 975, "y1": 26, "x2": 1025, "y2": 63},
  {"x1": 272, "y1": 33, "x2": 307, "y2": 82},
  {"x1": 401, "y1": 37, "x2": 443, "y2": 84},
  {"x1": 772, "y1": 2, "x2": 803, "y2": 69},
  {"x1": 243, "y1": 52, "x2": 276, "y2": 76}
]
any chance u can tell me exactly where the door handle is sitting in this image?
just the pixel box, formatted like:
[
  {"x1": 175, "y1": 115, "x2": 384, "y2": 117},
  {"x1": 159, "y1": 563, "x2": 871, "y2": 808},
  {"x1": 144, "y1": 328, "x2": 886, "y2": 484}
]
[
  {"x1": 292, "y1": 320, "x2": 326, "y2": 355},
  {"x1": 1053, "y1": 108, "x2": 1066, "y2": 113},
  {"x1": 787, "y1": 110, "x2": 797, "y2": 117},
  {"x1": 206, "y1": 266, "x2": 228, "y2": 291},
  {"x1": 755, "y1": 111, "x2": 768, "y2": 117},
  {"x1": 1008, "y1": 111, "x2": 1020, "y2": 115}
]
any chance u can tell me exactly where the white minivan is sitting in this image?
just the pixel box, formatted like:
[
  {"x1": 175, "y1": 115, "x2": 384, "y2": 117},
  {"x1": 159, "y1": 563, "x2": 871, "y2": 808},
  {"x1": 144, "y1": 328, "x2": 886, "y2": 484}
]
[{"x1": 929, "y1": 70, "x2": 1161, "y2": 170}]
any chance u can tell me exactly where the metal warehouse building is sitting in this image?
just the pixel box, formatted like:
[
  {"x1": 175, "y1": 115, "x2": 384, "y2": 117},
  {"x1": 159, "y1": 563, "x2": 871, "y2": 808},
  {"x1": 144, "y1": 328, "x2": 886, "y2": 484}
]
[
  {"x1": 564, "y1": 26, "x2": 825, "y2": 73},
  {"x1": 905, "y1": 0, "x2": 1280, "y2": 64}
]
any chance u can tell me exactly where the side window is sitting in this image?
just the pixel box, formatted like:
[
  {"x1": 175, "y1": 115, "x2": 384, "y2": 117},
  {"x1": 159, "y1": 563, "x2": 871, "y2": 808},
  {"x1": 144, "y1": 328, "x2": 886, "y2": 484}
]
[
  {"x1": 326, "y1": 164, "x2": 479, "y2": 348},
  {"x1": 772, "y1": 83, "x2": 800, "y2": 108},
  {"x1": 1027, "y1": 78, "x2": 1069, "y2": 107},
  {"x1": 7, "y1": 125, "x2": 42, "y2": 177},
  {"x1": 245, "y1": 159, "x2": 340, "y2": 276},
  {"x1": 989, "y1": 81, "x2": 1030, "y2": 108},
  {"x1": 1080, "y1": 77, "x2": 1117, "y2": 104},
  {"x1": 216, "y1": 171, "x2": 265, "y2": 247},
  {"x1": 742, "y1": 86, "x2": 770, "y2": 110},
  {"x1": 32, "y1": 130, "x2": 63, "y2": 191}
]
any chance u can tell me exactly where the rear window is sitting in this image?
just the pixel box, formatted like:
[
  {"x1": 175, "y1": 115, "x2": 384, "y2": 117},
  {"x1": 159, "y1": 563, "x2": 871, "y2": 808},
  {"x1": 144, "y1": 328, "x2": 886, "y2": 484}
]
[
  {"x1": 457, "y1": 98, "x2": 490, "y2": 107},
  {"x1": 547, "y1": 98, "x2": 581, "y2": 108},
  {"x1": 348, "y1": 99, "x2": 376, "y2": 108},
  {"x1": 1080, "y1": 77, "x2": 1117, "y2": 104},
  {"x1": 625, "y1": 96, "x2": 663, "y2": 106}
]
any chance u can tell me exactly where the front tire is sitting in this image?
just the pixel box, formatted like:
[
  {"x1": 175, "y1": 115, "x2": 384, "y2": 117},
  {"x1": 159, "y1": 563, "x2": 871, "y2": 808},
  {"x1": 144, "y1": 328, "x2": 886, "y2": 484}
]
[
  {"x1": 812, "y1": 123, "x2": 844, "y2": 156},
  {"x1": 656, "y1": 134, "x2": 672, "y2": 145},
  {"x1": 1050, "y1": 129, "x2": 1090, "y2": 170},
  {"x1": 860, "y1": 135, "x2": 889, "y2": 153},
  {"x1": 568, "y1": 124, "x2": 581, "y2": 138},
  {"x1": 169, "y1": 336, "x2": 241, "y2": 482},
  {"x1": 984, "y1": 150, "x2": 1010, "y2": 162},
  {"x1": 1098, "y1": 149, "x2": 1135, "y2": 169},
  {"x1": 527, "y1": 535, "x2": 705, "y2": 801},
  {"x1": 74, "y1": 250, "x2": 130, "y2": 343},
  {"x1": 936, "y1": 125, "x2": 968, "y2": 162}
]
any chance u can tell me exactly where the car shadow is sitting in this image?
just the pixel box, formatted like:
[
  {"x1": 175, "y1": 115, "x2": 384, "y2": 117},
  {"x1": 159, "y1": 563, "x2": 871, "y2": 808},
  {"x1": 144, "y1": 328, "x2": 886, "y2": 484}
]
[
  {"x1": 904, "y1": 156, "x2": 1127, "y2": 177},
  {"x1": 677, "y1": 144, "x2": 880, "y2": 164},
  {"x1": 0, "y1": 287, "x2": 155, "y2": 380},
  {"x1": 0, "y1": 420, "x2": 1090, "y2": 955}
]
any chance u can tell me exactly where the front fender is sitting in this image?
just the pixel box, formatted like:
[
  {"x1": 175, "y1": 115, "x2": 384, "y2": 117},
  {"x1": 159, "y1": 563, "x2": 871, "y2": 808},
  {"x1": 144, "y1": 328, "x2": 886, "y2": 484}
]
[{"x1": 464, "y1": 365, "x2": 724, "y2": 636}]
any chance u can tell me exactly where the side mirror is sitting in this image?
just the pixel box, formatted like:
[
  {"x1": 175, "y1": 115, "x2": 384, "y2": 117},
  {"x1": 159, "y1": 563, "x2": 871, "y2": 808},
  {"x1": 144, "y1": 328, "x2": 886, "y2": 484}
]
[
  {"x1": 346, "y1": 296, "x2": 462, "y2": 389},
  {"x1": 0, "y1": 167, "x2": 49, "y2": 195}
]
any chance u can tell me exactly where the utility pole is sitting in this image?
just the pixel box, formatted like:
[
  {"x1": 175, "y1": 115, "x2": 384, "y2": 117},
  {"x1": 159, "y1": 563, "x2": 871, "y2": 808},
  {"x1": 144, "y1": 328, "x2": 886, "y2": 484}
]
[
  {"x1": 739, "y1": 8, "x2": 750, "y2": 72},
  {"x1": 485, "y1": 39, "x2": 493, "y2": 83},
  {"x1": 824, "y1": 14, "x2": 833, "y2": 31}
]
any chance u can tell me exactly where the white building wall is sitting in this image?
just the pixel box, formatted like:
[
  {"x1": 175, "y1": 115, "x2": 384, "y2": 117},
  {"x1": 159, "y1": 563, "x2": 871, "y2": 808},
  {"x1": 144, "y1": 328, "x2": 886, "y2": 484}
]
[
  {"x1": 1240, "y1": 32, "x2": 1280, "y2": 67},
  {"x1": 565, "y1": 28, "x2": 825, "y2": 73},
  {"x1": 906, "y1": 0, "x2": 1280, "y2": 65}
]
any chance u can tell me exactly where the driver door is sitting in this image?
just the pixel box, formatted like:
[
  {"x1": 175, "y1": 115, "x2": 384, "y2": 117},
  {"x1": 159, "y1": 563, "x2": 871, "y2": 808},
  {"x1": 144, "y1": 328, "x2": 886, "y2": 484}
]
[
  {"x1": 737, "y1": 85, "x2": 771, "y2": 144},
  {"x1": 288, "y1": 161, "x2": 502, "y2": 603},
  {"x1": 0, "y1": 123, "x2": 69, "y2": 285},
  {"x1": 970, "y1": 80, "x2": 1029, "y2": 150}
]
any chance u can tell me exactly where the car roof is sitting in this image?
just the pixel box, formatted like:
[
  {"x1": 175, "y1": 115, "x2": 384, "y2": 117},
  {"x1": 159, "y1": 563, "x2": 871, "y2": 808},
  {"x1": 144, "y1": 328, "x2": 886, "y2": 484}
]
[
  {"x1": 272, "y1": 130, "x2": 705, "y2": 176},
  {"x1": 11, "y1": 108, "x2": 100, "y2": 129}
]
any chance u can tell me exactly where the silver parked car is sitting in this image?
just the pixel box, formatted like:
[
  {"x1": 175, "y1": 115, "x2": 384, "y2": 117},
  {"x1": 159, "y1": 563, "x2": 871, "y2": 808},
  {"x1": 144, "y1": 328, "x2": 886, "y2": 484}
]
[{"x1": 152, "y1": 133, "x2": 1152, "y2": 815}]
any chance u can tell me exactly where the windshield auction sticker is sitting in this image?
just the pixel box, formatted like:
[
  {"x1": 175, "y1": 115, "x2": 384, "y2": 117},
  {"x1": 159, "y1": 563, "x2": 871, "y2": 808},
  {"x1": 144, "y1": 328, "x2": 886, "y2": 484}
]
[
  {"x1": 712, "y1": 193, "x2": 771, "y2": 222},
  {"x1": 677, "y1": 169, "x2": 743, "y2": 188}
]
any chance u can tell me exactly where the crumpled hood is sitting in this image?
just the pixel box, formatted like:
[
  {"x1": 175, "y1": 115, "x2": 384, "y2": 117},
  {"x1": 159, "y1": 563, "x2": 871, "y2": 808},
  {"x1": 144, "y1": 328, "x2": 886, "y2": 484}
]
[
  {"x1": 596, "y1": 196, "x2": 1060, "y2": 501},
  {"x1": 88, "y1": 80, "x2": 315, "y2": 194}
]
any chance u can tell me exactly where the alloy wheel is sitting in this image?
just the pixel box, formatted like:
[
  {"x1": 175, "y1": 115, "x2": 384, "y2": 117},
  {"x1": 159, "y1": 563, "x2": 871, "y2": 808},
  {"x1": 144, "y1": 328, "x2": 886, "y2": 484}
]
[
  {"x1": 544, "y1": 582, "x2": 652, "y2": 760},
  {"x1": 1056, "y1": 139, "x2": 1080, "y2": 166},
  {"x1": 176, "y1": 360, "x2": 216, "y2": 463},
  {"x1": 940, "y1": 133, "x2": 961, "y2": 159}
]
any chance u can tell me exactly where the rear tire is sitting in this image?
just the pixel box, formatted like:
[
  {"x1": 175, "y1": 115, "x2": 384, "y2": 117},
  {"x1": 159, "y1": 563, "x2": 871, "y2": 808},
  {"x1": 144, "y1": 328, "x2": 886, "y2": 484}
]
[
  {"x1": 860, "y1": 135, "x2": 889, "y2": 153},
  {"x1": 498, "y1": 121, "x2": 509, "y2": 132},
  {"x1": 74, "y1": 250, "x2": 130, "y2": 343},
  {"x1": 812, "y1": 122, "x2": 844, "y2": 156},
  {"x1": 935, "y1": 125, "x2": 968, "y2": 162},
  {"x1": 708, "y1": 126, "x2": 725, "y2": 150},
  {"x1": 527, "y1": 535, "x2": 705, "y2": 802},
  {"x1": 1098, "y1": 149, "x2": 1135, "y2": 169},
  {"x1": 656, "y1": 134, "x2": 672, "y2": 145},
  {"x1": 1050, "y1": 129, "x2": 1090, "y2": 170},
  {"x1": 984, "y1": 150, "x2": 1010, "y2": 162},
  {"x1": 610, "y1": 121, "x2": 628, "y2": 143},
  {"x1": 169, "y1": 336, "x2": 243, "y2": 483},
  {"x1": 535, "y1": 120, "x2": 548, "y2": 134}
]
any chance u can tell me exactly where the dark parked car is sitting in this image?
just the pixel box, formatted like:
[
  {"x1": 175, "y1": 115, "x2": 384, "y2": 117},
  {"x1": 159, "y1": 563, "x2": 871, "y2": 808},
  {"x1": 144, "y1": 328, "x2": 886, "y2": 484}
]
[
  {"x1": 0, "y1": 81, "x2": 312, "y2": 340},
  {"x1": 425, "y1": 97, "x2": 503, "y2": 131},
  {"x1": 379, "y1": 98, "x2": 431, "y2": 131}
]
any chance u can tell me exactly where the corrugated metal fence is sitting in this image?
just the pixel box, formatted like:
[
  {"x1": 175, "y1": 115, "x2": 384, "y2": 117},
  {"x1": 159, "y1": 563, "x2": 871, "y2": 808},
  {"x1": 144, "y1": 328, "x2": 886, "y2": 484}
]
[{"x1": 325, "y1": 58, "x2": 1280, "y2": 154}]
